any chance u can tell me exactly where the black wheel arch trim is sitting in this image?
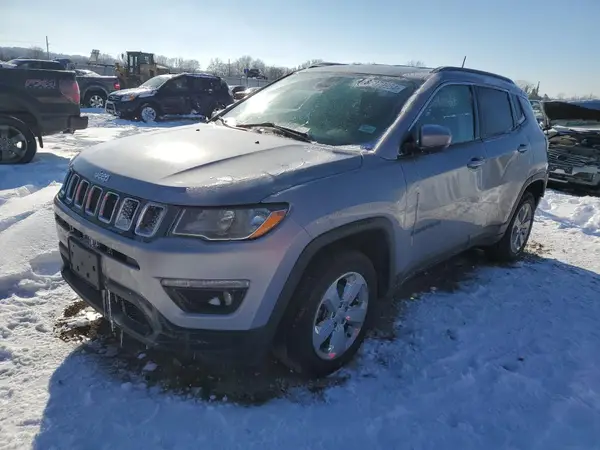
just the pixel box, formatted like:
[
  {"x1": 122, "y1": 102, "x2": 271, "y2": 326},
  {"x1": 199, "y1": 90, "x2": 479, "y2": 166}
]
[
  {"x1": 501, "y1": 170, "x2": 547, "y2": 234},
  {"x1": 265, "y1": 217, "x2": 396, "y2": 342},
  {"x1": 83, "y1": 86, "x2": 108, "y2": 99}
]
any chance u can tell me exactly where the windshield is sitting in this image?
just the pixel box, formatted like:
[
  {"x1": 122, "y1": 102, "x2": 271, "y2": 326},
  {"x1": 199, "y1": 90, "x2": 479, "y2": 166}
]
[
  {"x1": 221, "y1": 71, "x2": 417, "y2": 147},
  {"x1": 140, "y1": 75, "x2": 173, "y2": 89}
]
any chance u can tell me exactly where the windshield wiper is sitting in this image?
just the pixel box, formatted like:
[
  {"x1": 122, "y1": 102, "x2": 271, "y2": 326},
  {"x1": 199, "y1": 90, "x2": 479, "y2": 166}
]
[{"x1": 235, "y1": 122, "x2": 312, "y2": 142}]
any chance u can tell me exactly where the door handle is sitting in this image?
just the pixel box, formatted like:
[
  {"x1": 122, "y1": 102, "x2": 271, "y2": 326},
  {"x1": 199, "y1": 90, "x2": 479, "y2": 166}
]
[
  {"x1": 517, "y1": 144, "x2": 529, "y2": 153},
  {"x1": 467, "y1": 157, "x2": 485, "y2": 169}
]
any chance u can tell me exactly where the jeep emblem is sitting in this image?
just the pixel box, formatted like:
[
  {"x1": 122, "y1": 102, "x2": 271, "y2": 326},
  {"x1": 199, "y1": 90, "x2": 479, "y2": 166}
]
[{"x1": 94, "y1": 171, "x2": 111, "y2": 183}]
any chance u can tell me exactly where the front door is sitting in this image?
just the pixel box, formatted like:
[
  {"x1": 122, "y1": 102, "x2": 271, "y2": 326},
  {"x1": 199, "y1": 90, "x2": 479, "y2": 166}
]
[
  {"x1": 157, "y1": 76, "x2": 190, "y2": 115},
  {"x1": 402, "y1": 83, "x2": 487, "y2": 270}
]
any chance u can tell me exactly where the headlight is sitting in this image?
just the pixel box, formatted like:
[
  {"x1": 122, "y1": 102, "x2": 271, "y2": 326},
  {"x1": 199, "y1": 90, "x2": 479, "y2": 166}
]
[
  {"x1": 171, "y1": 205, "x2": 288, "y2": 241},
  {"x1": 120, "y1": 94, "x2": 136, "y2": 102}
]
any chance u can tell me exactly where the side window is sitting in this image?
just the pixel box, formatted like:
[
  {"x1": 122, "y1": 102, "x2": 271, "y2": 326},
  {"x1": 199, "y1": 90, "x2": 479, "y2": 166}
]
[
  {"x1": 476, "y1": 87, "x2": 514, "y2": 137},
  {"x1": 511, "y1": 94, "x2": 526, "y2": 126},
  {"x1": 192, "y1": 77, "x2": 212, "y2": 93},
  {"x1": 416, "y1": 84, "x2": 475, "y2": 145},
  {"x1": 164, "y1": 77, "x2": 188, "y2": 93}
]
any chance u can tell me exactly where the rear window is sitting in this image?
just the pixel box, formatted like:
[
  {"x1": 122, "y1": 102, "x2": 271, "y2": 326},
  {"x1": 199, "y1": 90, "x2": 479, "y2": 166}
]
[{"x1": 476, "y1": 87, "x2": 514, "y2": 137}]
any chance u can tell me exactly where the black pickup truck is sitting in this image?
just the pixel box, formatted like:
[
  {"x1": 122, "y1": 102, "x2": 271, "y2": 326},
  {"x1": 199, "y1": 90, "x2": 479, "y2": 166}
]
[
  {"x1": 6, "y1": 59, "x2": 120, "y2": 108},
  {"x1": 0, "y1": 67, "x2": 88, "y2": 164}
]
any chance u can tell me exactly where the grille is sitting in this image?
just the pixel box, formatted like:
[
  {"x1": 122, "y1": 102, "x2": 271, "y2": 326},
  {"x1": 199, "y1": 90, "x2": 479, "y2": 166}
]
[
  {"x1": 58, "y1": 170, "x2": 167, "y2": 239},
  {"x1": 548, "y1": 149, "x2": 595, "y2": 167},
  {"x1": 115, "y1": 198, "x2": 140, "y2": 231}
]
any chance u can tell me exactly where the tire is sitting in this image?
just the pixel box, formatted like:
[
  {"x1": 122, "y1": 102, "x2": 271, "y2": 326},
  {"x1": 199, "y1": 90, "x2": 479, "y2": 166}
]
[
  {"x1": 138, "y1": 103, "x2": 159, "y2": 123},
  {"x1": 484, "y1": 191, "x2": 536, "y2": 262},
  {"x1": 84, "y1": 91, "x2": 107, "y2": 109},
  {"x1": 0, "y1": 116, "x2": 38, "y2": 164},
  {"x1": 275, "y1": 250, "x2": 378, "y2": 378}
]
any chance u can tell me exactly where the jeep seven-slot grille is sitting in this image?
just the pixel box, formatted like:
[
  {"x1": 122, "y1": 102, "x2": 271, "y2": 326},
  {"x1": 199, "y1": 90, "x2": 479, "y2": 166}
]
[{"x1": 58, "y1": 170, "x2": 167, "y2": 239}]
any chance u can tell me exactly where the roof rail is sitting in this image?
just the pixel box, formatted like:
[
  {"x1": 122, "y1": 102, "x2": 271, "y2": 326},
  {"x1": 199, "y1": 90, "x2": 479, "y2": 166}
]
[{"x1": 431, "y1": 66, "x2": 515, "y2": 85}]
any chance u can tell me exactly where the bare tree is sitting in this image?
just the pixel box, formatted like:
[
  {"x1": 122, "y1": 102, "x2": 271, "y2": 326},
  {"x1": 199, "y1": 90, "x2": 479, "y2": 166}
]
[
  {"x1": 183, "y1": 59, "x2": 200, "y2": 72},
  {"x1": 29, "y1": 46, "x2": 45, "y2": 59},
  {"x1": 207, "y1": 58, "x2": 227, "y2": 76},
  {"x1": 405, "y1": 60, "x2": 426, "y2": 67},
  {"x1": 234, "y1": 55, "x2": 253, "y2": 75},
  {"x1": 154, "y1": 54, "x2": 169, "y2": 66}
]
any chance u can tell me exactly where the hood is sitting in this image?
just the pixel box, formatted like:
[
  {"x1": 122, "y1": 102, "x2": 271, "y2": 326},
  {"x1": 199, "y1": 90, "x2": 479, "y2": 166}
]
[
  {"x1": 110, "y1": 87, "x2": 155, "y2": 97},
  {"x1": 71, "y1": 123, "x2": 363, "y2": 206},
  {"x1": 543, "y1": 101, "x2": 600, "y2": 122}
]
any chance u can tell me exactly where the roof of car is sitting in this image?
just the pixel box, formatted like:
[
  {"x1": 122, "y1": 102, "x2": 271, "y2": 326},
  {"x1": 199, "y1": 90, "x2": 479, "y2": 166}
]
[
  {"x1": 302, "y1": 63, "x2": 516, "y2": 86},
  {"x1": 181, "y1": 72, "x2": 220, "y2": 79}
]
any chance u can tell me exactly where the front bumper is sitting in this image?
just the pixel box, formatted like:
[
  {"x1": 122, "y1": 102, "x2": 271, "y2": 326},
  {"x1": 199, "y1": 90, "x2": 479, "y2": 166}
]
[
  {"x1": 53, "y1": 198, "x2": 310, "y2": 362},
  {"x1": 105, "y1": 100, "x2": 137, "y2": 117},
  {"x1": 61, "y1": 262, "x2": 270, "y2": 365},
  {"x1": 548, "y1": 164, "x2": 600, "y2": 187}
]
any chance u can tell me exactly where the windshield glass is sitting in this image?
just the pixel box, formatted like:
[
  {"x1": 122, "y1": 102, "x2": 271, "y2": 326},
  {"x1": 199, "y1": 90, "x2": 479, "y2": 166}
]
[
  {"x1": 221, "y1": 71, "x2": 417, "y2": 147},
  {"x1": 140, "y1": 75, "x2": 173, "y2": 89}
]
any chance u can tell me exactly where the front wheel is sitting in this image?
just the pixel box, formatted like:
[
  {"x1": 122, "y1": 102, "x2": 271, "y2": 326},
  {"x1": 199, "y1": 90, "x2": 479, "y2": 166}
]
[
  {"x1": 484, "y1": 191, "x2": 536, "y2": 262},
  {"x1": 138, "y1": 104, "x2": 159, "y2": 123},
  {"x1": 275, "y1": 250, "x2": 377, "y2": 378},
  {"x1": 0, "y1": 116, "x2": 38, "y2": 164}
]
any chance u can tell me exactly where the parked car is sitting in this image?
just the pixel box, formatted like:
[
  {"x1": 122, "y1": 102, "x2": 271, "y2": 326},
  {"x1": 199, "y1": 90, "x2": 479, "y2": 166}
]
[
  {"x1": 0, "y1": 66, "x2": 88, "y2": 164},
  {"x1": 4, "y1": 59, "x2": 120, "y2": 109},
  {"x1": 105, "y1": 73, "x2": 233, "y2": 122},
  {"x1": 54, "y1": 64, "x2": 547, "y2": 377},
  {"x1": 233, "y1": 86, "x2": 261, "y2": 101},
  {"x1": 229, "y1": 85, "x2": 246, "y2": 96},
  {"x1": 75, "y1": 69, "x2": 121, "y2": 108},
  {"x1": 541, "y1": 100, "x2": 600, "y2": 190},
  {"x1": 6, "y1": 58, "x2": 64, "y2": 71}
]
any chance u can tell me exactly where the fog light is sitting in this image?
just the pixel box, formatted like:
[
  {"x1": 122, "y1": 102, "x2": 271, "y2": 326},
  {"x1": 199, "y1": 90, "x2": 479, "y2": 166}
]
[{"x1": 161, "y1": 279, "x2": 249, "y2": 315}]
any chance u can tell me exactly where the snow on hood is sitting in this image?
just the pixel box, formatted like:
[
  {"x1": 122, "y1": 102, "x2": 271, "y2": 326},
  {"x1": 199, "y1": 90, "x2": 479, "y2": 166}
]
[
  {"x1": 110, "y1": 87, "x2": 155, "y2": 97},
  {"x1": 70, "y1": 123, "x2": 362, "y2": 206}
]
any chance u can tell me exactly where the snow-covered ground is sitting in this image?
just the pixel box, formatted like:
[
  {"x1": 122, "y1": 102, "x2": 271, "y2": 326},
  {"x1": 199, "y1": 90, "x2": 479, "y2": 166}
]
[{"x1": 2, "y1": 112, "x2": 600, "y2": 450}]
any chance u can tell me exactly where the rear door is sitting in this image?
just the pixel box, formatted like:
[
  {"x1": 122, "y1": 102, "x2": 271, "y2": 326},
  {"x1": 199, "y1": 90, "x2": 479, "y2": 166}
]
[
  {"x1": 156, "y1": 76, "x2": 190, "y2": 115},
  {"x1": 190, "y1": 76, "x2": 217, "y2": 116},
  {"x1": 403, "y1": 83, "x2": 487, "y2": 268},
  {"x1": 476, "y1": 86, "x2": 530, "y2": 227}
]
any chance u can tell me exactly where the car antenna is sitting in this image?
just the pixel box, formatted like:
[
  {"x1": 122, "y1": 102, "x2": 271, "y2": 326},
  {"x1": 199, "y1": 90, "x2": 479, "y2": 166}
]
[{"x1": 461, "y1": 56, "x2": 467, "y2": 68}]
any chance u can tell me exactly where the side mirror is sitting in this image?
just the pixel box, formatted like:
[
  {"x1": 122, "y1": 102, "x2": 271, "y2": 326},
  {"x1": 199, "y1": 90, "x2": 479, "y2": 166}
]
[{"x1": 419, "y1": 124, "x2": 452, "y2": 150}]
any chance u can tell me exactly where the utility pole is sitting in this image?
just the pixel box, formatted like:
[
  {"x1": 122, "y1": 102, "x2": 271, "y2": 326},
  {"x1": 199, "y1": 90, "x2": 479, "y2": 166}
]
[{"x1": 45, "y1": 36, "x2": 50, "y2": 59}]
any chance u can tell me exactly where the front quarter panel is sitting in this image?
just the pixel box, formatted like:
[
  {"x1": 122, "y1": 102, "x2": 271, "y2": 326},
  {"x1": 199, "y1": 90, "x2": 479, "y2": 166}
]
[{"x1": 263, "y1": 153, "x2": 412, "y2": 278}]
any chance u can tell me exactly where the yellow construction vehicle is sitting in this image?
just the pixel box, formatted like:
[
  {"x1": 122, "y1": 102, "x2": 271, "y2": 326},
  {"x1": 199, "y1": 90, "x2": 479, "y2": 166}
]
[{"x1": 114, "y1": 51, "x2": 170, "y2": 89}]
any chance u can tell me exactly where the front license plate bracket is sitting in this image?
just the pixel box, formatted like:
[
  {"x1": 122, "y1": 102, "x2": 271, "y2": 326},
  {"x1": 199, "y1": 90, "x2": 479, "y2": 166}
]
[{"x1": 68, "y1": 238, "x2": 102, "y2": 290}]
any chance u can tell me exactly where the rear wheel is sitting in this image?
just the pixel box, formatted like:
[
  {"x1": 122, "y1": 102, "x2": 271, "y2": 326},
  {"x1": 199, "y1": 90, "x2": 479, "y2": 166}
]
[
  {"x1": 275, "y1": 250, "x2": 377, "y2": 378},
  {"x1": 485, "y1": 191, "x2": 536, "y2": 262},
  {"x1": 84, "y1": 91, "x2": 106, "y2": 108},
  {"x1": 0, "y1": 116, "x2": 37, "y2": 164}
]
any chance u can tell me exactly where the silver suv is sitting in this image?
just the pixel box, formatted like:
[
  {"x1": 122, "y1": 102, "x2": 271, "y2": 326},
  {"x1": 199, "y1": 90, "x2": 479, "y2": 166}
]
[{"x1": 54, "y1": 64, "x2": 548, "y2": 377}]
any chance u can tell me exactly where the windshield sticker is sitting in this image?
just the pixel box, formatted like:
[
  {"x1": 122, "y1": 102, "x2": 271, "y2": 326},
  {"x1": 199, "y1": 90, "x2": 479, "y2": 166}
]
[
  {"x1": 358, "y1": 124, "x2": 377, "y2": 134},
  {"x1": 354, "y1": 78, "x2": 407, "y2": 94}
]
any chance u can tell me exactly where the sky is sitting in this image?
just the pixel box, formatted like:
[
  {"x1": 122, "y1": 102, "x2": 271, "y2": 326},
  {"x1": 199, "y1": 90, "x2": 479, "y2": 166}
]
[{"x1": 1, "y1": 0, "x2": 598, "y2": 98}]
